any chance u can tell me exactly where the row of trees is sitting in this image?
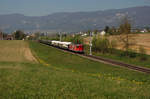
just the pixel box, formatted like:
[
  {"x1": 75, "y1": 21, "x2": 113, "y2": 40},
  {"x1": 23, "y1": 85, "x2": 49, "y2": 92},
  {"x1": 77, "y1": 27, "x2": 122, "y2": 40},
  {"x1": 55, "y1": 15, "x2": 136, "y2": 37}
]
[
  {"x1": 0, "y1": 30, "x2": 26, "y2": 40},
  {"x1": 104, "y1": 26, "x2": 150, "y2": 35},
  {"x1": 63, "y1": 34, "x2": 83, "y2": 44}
]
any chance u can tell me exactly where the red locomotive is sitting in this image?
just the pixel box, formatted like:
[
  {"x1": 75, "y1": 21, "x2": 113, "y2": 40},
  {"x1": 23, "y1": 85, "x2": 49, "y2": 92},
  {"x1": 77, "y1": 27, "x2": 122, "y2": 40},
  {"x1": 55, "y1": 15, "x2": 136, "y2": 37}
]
[{"x1": 69, "y1": 44, "x2": 84, "y2": 53}]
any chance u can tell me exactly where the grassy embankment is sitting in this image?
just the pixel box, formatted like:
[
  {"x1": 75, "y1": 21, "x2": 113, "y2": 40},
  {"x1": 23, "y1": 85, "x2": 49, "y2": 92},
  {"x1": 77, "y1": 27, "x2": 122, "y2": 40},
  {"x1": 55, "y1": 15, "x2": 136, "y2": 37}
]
[
  {"x1": 93, "y1": 52, "x2": 150, "y2": 68},
  {"x1": 0, "y1": 41, "x2": 150, "y2": 98}
]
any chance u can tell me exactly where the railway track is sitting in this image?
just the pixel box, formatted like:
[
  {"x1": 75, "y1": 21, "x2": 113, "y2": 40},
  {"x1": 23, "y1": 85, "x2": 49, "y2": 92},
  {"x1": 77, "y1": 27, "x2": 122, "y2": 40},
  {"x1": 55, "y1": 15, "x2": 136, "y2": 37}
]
[
  {"x1": 83, "y1": 54, "x2": 150, "y2": 74},
  {"x1": 39, "y1": 41, "x2": 150, "y2": 74}
]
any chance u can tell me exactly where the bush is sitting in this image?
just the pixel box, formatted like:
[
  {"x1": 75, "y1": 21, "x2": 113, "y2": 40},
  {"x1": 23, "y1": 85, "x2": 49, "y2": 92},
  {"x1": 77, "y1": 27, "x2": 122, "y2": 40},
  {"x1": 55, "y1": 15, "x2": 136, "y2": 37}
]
[
  {"x1": 139, "y1": 54, "x2": 147, "y2": 61},
  {"x1": 128, "y1": 50, "x2": 137, "y2": 58},
  {"x1": 119, "y1": 49, "x2": 137, "y2": 58},
  {"x1": 138, "y1": 46, "x2": 147, "y2": 61},
  {"x1": 92, "y1": 37, "x2": 115, "y2": 54},
  {"x1": 109, "y1": 40, "x2": 117, "y2": 54},
  {"x1": 119, "y1": 51, "x2": 128, "y2": 57}
]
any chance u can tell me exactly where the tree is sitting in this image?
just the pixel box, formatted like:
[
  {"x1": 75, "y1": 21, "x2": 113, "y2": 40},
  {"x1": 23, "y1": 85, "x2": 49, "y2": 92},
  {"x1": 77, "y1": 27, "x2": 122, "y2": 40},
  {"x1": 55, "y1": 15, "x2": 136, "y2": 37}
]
[
  {"x1": 138, "y1": 46, "x2": 147, "y2": 61},
  {"x1": 92, "y1": 36, "x2": 116, "y2": 54},
  {"x1": 13, "y1": 30, "x2": 26, "y2": 40},
  {"x1": 0, "y1": 30, "x2": 3, "y2": 40},
  {"x1": 104, "y1": 26, "x2": 110, "y2": 33},
  {"x1": 3, "y1": 33, "x2": 7, "y2": 39},
  {"x1": 145, "y1": 27, "x2": 150, "y2": 32},
  {"x1": 93, "y1": 29, "x2": 98, "y2": 35},
  {"x1": 34, "y1": 32, "x2": 41, "y2": 40},
  {"x1": 63, "y1": 34, "x2": 83, "y2": 44},
  {"x1": 105, "y1": 26, "x2": 118, "y2": 35},
  {"x1": 118, "y1": 16, "x2": 136, "y2": 55},
  {"x1": 87, "y1": 30, "x2": 91, "y2": 36},
  {"x1": 0, "y1": 29, "x2": 2, "y2": 33},
  {"x1": 111, "y1": 26, "x2": 118, "y2": 35}
]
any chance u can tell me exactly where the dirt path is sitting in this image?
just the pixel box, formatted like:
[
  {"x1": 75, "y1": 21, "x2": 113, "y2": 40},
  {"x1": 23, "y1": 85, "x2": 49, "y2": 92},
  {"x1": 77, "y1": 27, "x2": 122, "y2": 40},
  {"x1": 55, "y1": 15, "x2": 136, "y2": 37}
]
[{"x1": 23, "y1": 44, "x2": 38, "y2": 63}]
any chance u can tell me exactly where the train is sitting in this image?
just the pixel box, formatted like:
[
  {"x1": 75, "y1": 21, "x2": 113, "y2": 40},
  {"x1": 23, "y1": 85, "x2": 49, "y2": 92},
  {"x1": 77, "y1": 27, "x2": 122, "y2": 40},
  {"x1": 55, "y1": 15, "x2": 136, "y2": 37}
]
[{"x1": 38, "y1": 40, "x2": 84, "y2": 53}]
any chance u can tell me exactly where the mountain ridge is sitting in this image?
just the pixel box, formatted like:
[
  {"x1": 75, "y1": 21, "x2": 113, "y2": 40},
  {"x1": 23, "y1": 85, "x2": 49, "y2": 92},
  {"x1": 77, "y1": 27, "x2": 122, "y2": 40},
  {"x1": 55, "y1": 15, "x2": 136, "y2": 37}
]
[{"x1": 0, "y1": 6, "x2": 150, "y2": 33}]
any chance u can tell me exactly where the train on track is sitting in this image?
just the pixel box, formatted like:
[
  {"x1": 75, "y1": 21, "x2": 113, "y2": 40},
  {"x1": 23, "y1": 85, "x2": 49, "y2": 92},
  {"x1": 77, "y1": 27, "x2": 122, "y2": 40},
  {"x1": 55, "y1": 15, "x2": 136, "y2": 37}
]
[{"x1": 38, "y1": 40, "x2": 84, "y2": 53}]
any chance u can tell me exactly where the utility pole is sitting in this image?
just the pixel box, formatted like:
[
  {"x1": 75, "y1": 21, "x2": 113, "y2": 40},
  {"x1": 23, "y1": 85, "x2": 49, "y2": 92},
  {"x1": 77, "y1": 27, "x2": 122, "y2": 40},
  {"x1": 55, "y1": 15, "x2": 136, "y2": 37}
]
[
  {"x1": 44, "y1": 32, "x2": 47, "y2": 40},
  {"x1": 89, "y1": 32, "x2": 93, "y2": 55},
  {"x1": 46, "y1": 32, "x2": 48, "y2": 40},
  {"x1": 59, "y1": 32, "x2": 62, "y2": 42}
]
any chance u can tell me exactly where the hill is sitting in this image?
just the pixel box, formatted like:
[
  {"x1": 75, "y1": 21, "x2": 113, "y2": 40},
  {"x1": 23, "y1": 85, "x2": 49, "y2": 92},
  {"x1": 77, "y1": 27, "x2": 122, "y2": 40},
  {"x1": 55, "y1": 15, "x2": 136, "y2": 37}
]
[{"x1": 0, "y1": 6, "x2": 150, "y2": 33}]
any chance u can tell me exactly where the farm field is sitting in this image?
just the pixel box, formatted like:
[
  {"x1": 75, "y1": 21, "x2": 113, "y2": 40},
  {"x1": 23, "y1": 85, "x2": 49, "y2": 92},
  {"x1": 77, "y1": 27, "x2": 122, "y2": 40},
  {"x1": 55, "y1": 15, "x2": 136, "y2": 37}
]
[
  {"x1": 107, "y1": 33, "x2": 150, "y2": 68},
  {"x1": 84, "y1": 33, "x2": 150, "y2": 54},
  {"x1": 0, "y1": 40, "x2": 37, "y2": 63},
  {"x1": 109, "y1": 33, "x2": 150, "y2": 54},
  {"x1": 0, "y1": 41, "x2": 150, "y2": 98},
  {"x1": 84, "y1": 33, "x2": 150, "y2": 68}
]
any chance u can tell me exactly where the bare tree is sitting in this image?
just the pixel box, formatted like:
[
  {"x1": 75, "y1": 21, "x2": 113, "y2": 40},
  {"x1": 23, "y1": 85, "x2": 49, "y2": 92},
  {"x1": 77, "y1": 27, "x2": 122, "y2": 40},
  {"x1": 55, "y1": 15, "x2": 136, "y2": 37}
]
[
  {"x1": 118, "y1": 16, "x2": 136, "y2": 54},
  {"x1": 0, "y1": 29, "x2": 3, "y2": 40}
]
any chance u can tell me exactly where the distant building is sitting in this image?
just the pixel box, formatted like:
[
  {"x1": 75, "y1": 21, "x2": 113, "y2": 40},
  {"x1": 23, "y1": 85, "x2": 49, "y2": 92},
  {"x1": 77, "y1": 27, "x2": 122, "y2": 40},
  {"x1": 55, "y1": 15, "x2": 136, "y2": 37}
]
[
  {"x1": 141, "y1": 29, "x2": 148, "y2": 33},
  {"x1": 6, "y1": 34, "x2": 13, "y2": 40},
  {"x1": 81, "y1": 33, "x2": 87, "y2": 37},
  {"x1": 100, "y1": 31, "x2": 106, "y2": 36}
]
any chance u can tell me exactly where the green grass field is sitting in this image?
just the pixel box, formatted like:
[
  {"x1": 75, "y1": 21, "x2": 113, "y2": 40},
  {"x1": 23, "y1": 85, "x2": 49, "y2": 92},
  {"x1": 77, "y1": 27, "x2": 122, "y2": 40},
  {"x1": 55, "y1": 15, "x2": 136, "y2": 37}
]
[{"x1": 0, "y1": 41, "x2": 150, "y2": 98}]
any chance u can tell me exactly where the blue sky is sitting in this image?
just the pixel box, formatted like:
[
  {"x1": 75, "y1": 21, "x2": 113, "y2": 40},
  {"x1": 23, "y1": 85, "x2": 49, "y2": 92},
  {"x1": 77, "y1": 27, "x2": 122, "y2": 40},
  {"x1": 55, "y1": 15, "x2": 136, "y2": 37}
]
[{"x1": 0, "y1": 0, "x2": 150, "y2": 16}]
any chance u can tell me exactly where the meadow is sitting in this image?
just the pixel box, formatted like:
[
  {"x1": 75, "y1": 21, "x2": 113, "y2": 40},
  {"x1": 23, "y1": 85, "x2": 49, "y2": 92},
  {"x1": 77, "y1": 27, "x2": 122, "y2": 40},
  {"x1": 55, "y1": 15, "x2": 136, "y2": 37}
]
[{"x1": 0, "y1": 41, "x2": 150, "y2": 98}]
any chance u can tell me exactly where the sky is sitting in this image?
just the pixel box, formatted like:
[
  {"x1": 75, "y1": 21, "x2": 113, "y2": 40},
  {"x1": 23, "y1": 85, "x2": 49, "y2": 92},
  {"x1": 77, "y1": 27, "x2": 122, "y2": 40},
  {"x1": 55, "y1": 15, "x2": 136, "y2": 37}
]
[{"x1": 0, "y1": 0, "x2": 150, "y2": 16}]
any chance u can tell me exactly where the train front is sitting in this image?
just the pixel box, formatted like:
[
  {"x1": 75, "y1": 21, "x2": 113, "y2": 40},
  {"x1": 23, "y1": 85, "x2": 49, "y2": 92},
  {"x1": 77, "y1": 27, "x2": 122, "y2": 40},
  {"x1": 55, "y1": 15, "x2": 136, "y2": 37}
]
[{"x1": 69, "y1": 44, "x2": 84, "y2": 53}]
